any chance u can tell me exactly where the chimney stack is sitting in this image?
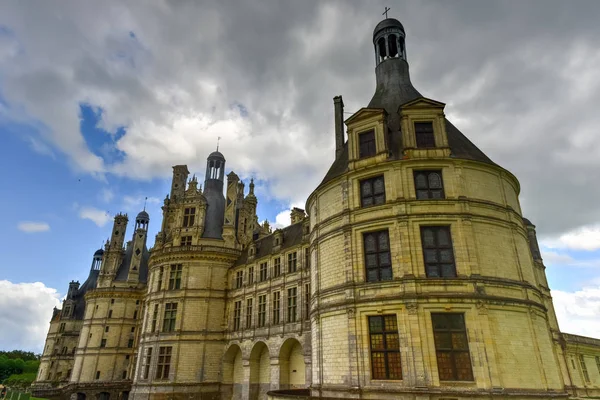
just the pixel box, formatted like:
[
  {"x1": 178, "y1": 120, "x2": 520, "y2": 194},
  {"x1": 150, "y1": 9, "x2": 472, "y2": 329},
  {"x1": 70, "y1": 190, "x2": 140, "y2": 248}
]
[{"x1": 334, "y1": 96, "x2": 345, "y2": 157}]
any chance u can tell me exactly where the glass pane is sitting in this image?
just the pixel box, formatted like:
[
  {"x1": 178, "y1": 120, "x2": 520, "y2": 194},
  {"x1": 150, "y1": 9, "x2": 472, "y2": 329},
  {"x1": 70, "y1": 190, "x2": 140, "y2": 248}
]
[
  {"x1": 362, "y1": 197, "x2": 373, "y2": 206},
  {"x1": 424, "y1": 249, "x2": 438, "y2": 263},
  {"x1": 450, "y1": 314, "x2": 465, "y2": 330},
  {"x1": 454, "y1": 352, "x2": 474, "y2": 381},
  {"x1": 388, "y1": 352, "x2": 402, "y2": 379},
  {"x1": 441, "y1": 264, "x2": 456, "y2": 277},
  {"x1": 370, "y1": 334, "x2": 384, "y2": 349},
  {"x1": 362, "y1": 181, "x2": 372, "y2": 196},
  {"x1": 365, "y1": 235, "x2": 376, "y2": 252},
  {"x1": 436, "y1": 352, "x2": 454, "y2": 381},
  {"x1": 371, "y1": 352, "x2": 386, "y2": 379},
  {"x1": 366, "y1": 254, "x2": 378, "y2": 268},
  {"x1": 378, "y1": 232, "x2": 389, "y2": 250},
  {"x1": 379, "y1": 252, "x2": 391, "y2": 266},
  {"x1": 367, "y1": 269, "x2": 379, "y2": 282},
  {"x1": 369, "y1": 316, "x2": 383, "y2": 332},
  {"x1": 386, "y1": 334, "x2": 399, "y2": 350},
  {"x1": 384, "y1": 315, "x2": 398, "y2": 331},
  {"x1": 416, "y1": 190, "x2": 429, "y2": 199},
  {"x1": 422, "y1": 229, "x2": 435, "y2": 247},
  {"x1": 434, "y1": 332, "x2": 452, "y2": 349},
  {"x1": 426, "y1": 265, "x2": 440, "y2": 277},
  {"x1": 452, "y1": 332, "x2": 469, "y2": 350},
  {"x1": 380, "y1": 267, "x2": 392, "y2": 281},
  {"x1": 431, "y1": 190, "x2": 443, "y2": 199},
  {"x1": 374, "y1": 178, "x2": 385, "y2": 194},
  {"x1": 428, "y1": 172, "x2": 442, "y2": 188},
  {"x1": 437, "y1": 228, "x2": 450, "y2": 246},
  {"x1": 440, "y1": 250, "x2": 453, "y2": 262},
  {"x1": 374, "y1": 194, "x2": 385, "y2": 205},
  {"x1": 415, "y1": 173, "x2": 427, "y2": 189},
  {"x1": 432, "y1": 314, "x2": 448, "y2": 329}
]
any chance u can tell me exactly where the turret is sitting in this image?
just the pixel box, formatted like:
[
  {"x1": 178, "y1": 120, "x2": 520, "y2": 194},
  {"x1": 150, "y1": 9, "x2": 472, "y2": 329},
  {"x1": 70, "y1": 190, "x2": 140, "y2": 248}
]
[
  {"x1": 67, "y1": 281, "x2": 80, "y2": 300},
  {"x1": 202, "y1": 151, "x2": 226, "y2": 239},
  {"x1": 170, "y1": 165, "x2": 190, "y2": 200},
  {"x1": 109, "y1": 213, "x2": 128, "y2": 250},
  {"x1": 128, "y1": 210, "x2": 149, "y2": 281},
  {"x1": 91, "y1": 249, "x2": 103, "y2": 270}
]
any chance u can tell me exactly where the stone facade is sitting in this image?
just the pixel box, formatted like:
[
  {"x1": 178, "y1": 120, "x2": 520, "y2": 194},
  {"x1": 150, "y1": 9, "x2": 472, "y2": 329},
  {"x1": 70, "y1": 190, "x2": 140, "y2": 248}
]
[{"x1": 33, "y1": 17, "x2": 600, "y2": 400}]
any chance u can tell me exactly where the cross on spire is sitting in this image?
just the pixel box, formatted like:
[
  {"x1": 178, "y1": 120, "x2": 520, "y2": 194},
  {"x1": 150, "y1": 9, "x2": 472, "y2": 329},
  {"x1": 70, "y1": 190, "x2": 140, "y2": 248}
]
[{"x1": 382, "y1": 6, "x2": 391, "y2": 18}]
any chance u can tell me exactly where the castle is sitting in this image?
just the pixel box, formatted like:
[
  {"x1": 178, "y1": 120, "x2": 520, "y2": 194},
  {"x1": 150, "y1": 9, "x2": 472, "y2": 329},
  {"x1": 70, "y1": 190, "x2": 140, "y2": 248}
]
[{"x1": 32, "y1": 17, "x2": 600, "y2": 400}]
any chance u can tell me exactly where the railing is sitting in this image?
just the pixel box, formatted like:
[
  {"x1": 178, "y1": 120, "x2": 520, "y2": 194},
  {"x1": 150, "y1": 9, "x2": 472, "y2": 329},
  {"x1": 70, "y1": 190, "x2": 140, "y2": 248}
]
[{"x1": 151, "y1": 245, "x2": 241, "y2": 257}]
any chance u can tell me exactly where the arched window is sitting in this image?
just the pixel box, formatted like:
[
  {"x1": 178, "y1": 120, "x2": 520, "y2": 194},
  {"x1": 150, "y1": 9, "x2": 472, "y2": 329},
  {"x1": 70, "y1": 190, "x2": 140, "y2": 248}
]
[
  {"x1": 377, "y1": 37, "x2": 387, "y2": 61},
  {"x1": 388, "y1": 34, "x2": 398, "y2": 57}
]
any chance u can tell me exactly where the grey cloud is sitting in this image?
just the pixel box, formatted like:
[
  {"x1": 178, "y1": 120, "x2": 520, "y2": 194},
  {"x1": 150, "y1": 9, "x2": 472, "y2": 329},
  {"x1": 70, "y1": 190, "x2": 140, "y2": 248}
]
[{"x1": 1, "y1": 0, "x2": 600, "y2": 237}]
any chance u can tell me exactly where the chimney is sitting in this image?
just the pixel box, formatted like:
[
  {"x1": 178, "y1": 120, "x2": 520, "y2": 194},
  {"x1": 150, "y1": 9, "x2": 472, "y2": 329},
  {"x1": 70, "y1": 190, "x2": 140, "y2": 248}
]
[
  {"x1": 290, "y1": 208, "x2": 306, "y2": 224},
  {"x1": 334, "y1": 96, "x2": 345, "y2": 157}
]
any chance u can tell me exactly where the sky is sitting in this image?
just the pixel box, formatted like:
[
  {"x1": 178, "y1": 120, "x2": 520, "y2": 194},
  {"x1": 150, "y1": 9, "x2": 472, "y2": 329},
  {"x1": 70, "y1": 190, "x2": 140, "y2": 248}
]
[{"x1": 1, "y1": 0, "x2": 600, "y2": 352}]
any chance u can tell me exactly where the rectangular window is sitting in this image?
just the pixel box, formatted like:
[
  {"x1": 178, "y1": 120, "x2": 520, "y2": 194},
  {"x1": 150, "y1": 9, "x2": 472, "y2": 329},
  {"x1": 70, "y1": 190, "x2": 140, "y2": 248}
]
[
  {"x1": 414, "y1": 170, "x2": 444, "y2": 199},
  {"x1": 235, "y1": 270, "x2": 244, "y2": 289},
  {"x1": 287, "y1": 287, "x2": 297, "y2": 323},
  {"x1": 182, "y1": 207, "x2": 196, "y2": 227},
  {"x1": 415, "y1": 122, "x2": 435, "y2": 148},
  {"x1": 143, "y1": 348, "x2": 152, "y2": 379},
  {"x1": 431, "y1": 313, "x2": 473, "y2": 381},
  {"x1": 246, "y1": 298, "x2": 253, "y2": 329},
  {"x1": 128, "y1": 339, "x2": 134, "y2": 348},
  {"x1": 595, "y1": 356, "x2": 600, "y2": 374},
  {"x1": 122, "y1": 371, "x2": 127, "y2": 380},
  {"x1": 233, "y1": 301, "x2": 242, "y2": 331},
  {"x1": 304, "y1": 284, "x2": 311, "y2": 320},
  {"x1": 288, "y1": 252, "x2": 297, "y2": 273},
  {"x1": 421, "y1": 226, "x2": 456, "y2": 278},
  {"x1": 360, "y1": 176, "x2": 386, "y2": 207},
  {"x1": 105, "y1": 326, "x2": 109, "y2": 333},
  {"x1": 108, "y1": 310, "x2": 113, "y2": 318},
  {"x1": 162, "y1": 303, "x2": 177, "y2": 332},
  {"x1": 96, "y1": 371, "x2": 100, "y2": 380},
  {"x1": 273, "y1": 258, "x2": 281, "y2": 277},
  {"x1": 157, "y1": 266, "x2": 164, "y2": 291},
  {"x1": 259, "y1": 262, "x2": 268, "y2": 281},
  {"x1": 368, "y1": 315, "x2": 402, "y2": 380},
  {"x1": 181, "y1": 235, "x2": 192, "y2": 246},
  {"x1": 151, "y1": 304, "x2": 159, "y2": 332},
  {"x1": 579, "y1": 355, "x2": 590, "y2": 383},
  {"x1": 258, "y1": 295, "x2": 267, "y2": 327},
  {"x1": 304, "y1": 248, "x2": 310, "y2": 269},
  {"x1": 155, "y1": 346, "x2": 172, "y2": 380},
  {"x1": 59, "y1": 323, "x2": 65, "y2": 333},
  {"x1": 100, "y1": 339, "x2": 106, "y2": 348},
  {"x1": 359, "y1": 129, "x2": 376, "y2": 158},
  {"x1": 168, "y1": 264, "x2": 182, "y2": 290},
  {"x1": 133, "y1": 309, "x2": 138, "y2": 319},
  {"x1": 273, "y1": 292, "x2": 281, "y2": 325},
  {"x1": 248, "y1": 266, "x2": 254, "y2": 285},
  {"x1": 363, "y1": 230, "x2": 392, "y2": 282}
]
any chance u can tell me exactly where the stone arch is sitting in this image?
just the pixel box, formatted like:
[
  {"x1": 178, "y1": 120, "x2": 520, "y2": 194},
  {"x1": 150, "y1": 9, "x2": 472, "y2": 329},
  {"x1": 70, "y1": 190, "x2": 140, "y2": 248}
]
[
  {"x1": 222, "y1": 344, "x2": 243, "y2": 400},
  {"x1": 279, "y1": 338, "x2": 306, "y2": 389},
  {"x1": 76, "y1": 393, "x2": 86, "y2": 400},
  {"x1": 249, "y1": 341, "x2": 271, "y2": 400}
]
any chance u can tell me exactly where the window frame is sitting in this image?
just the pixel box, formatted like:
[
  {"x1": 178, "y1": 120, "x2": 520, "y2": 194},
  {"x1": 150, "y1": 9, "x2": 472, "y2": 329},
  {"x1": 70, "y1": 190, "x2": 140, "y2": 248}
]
[
  {"x1": 246, "y1": 298, "x2": 253, "y2": 329},
  {"x1": 273, "y1": 257, "x2": 281, "y2": 277},
  {"x1": 259, "y1": 262, "x2": 268, "y2": 281},
  {"x1": 363, "y1": 230, "x2": 393, "y2": 282},
  {"x1": 155, "y1": 346, "x2": 172, "y2": 380},
  {"x1": 180, "y1": 235, "x2": 192, "y2": 246},
  {"x1": 162, "y1": 303, "x2": 177, "y2": 333},
  {"x1": 288, "y1": 252, "x2": 297, "y2": 273},
  {"x1": 431, "y1": 313, "x2": 474, "y2": 381},
  {"x1": 182, "y1": 207, "x2": 196, "y2": 228},
  {"x1": 414, "y1": 121, "x2": 436, "y2": 148},
  {"x1": 272, "y1": 292, "x2": 281, "y2": 325},
  {"x1": 235, "y1": 270, "x2": 244, "y2": 289},
  {"x1": 287, "y1": 287, "x2": 297, "y2": 323},
  {"x1": 358, "y1": 129, "x2": 376, "y2": 158},
  {"x1": 420, "y1": 226, "x2": 457, "y2": 278},
  {"x1": 368, "y1": 315, "x2": 402, "y2": 380},
  {"x1": 413, "y1": 170, "x2": 445, "y2": 200},
  {"x1": 168, "y1": 264, "x2": 182, "y2": 290},
  {"x1": 257, "y1": 294, "x2": 267, "y2": 327},
  {"x1": 233, "y1": 301, "x2": 242, "y2": 331},
  {"x1": 360, "y1": 175, "x2": 386, "y2": 207},
  {"x1": 248, "y1": 266, "x2": 254, "y2": 285}
]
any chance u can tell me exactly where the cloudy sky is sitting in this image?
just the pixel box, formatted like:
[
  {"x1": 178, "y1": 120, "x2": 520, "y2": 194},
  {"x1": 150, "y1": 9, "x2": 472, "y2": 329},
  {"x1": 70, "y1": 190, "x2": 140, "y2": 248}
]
[{"x1": 1, "y1": 0, "x2": 600, "y2": 352}]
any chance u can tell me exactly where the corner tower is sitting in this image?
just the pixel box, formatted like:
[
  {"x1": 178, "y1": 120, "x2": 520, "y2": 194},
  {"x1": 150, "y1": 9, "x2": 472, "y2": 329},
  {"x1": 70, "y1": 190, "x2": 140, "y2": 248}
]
[{"x1": 307, "y1": 17, "x2": 566, "y2": 400}]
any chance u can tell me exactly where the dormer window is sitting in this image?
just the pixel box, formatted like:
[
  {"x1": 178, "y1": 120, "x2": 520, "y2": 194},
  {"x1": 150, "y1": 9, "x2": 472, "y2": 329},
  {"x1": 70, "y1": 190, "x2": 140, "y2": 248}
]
[
  {"x1": 415, "y1": 122, "x2": 435, "y2": 148},
  {"x1": 183, "y1": 208, "x2": 196, "y2": 227},
  {"x1": 359, "y1": 130, "x2": 376, "y2": 158}
]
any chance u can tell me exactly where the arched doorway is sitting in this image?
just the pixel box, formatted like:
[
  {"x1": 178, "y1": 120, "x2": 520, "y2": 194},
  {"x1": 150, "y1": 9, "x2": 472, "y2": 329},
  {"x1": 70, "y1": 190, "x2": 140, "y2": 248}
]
[
  {"x1": 279, "y1": 338, "x2": 306, "y2": 390},
  {"x1": 249, "y1": 342, "x2": 270, "y2": 400},
  {"x1": 222, "y1": 344, "x2": 243, "y2": 400}
]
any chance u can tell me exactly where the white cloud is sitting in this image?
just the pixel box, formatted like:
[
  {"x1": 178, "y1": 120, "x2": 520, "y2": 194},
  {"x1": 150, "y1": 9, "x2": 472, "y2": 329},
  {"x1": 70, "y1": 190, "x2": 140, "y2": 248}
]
[
  {"x1": 17, "y1": 221, "x2": 50, "y2": 233},
  {"x1": 78, "y1": 206, "x2": 111, "y2": 227},
  {"x1": 0, "y1": 280, "x2": 62, "y2": 353},
  {"x1": 100, "y1": 188, "x2": 114, "y2": 203},
  {"x1": 273, "y1": 202, "x2": 306, "y2": 229},
  {"x1": 122, "y1": 195, "x2": 160, "y2": 210},
  {"x1": 541, "y1": 225, "x2": 600, "y2": 251},
  {"x1": 553, "y1": 286, "x2": 600, "y2": 338}
]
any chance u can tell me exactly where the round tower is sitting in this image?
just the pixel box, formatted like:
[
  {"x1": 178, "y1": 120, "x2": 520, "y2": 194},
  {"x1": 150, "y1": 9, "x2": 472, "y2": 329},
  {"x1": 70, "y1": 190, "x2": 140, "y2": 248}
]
[{"x1": 306, "y1": 17, "x2": 565, "y2": 400}]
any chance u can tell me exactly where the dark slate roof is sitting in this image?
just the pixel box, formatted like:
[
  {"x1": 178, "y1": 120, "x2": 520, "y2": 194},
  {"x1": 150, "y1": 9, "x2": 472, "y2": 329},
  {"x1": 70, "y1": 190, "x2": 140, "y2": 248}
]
[
  {"x1": 235, "y1": 221, "x2": 306, "y2": 266},
  {"x1": 94, "y1": 248, "x2": 104, "y2": 257},
  {"x1": 114, "y1": 243, "x2": 150, "y2": 283},
  {"x1": 373, "y1": 18, "x2": 405, "y2": 37},
  {"x1": 208, "y1": 151, "x2": 225, "y2": 161},
  {"x1": 136, "y1": 210, "x2": 149, "y2": 220},
  {"x1": 71, "y1": 268, "x2": 99, "y2": 320}
]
